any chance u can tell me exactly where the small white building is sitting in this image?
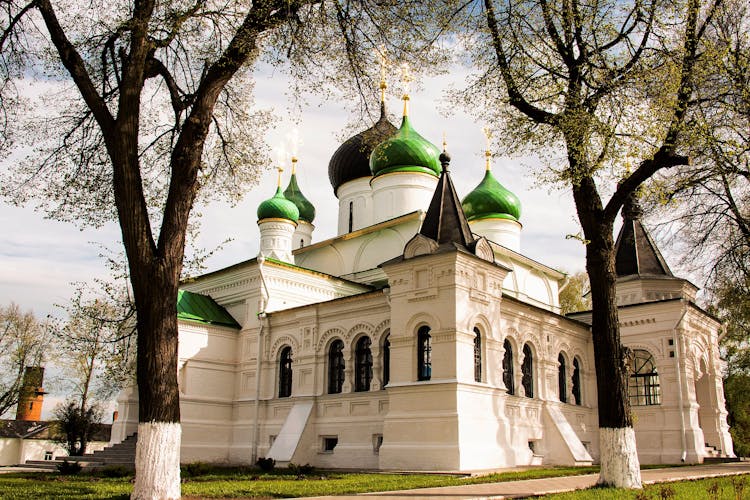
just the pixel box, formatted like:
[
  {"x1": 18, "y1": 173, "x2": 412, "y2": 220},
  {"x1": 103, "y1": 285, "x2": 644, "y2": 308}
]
[
  {"x1": 0, "y1": 420, "x2": 110, "y2": 466},
  {"x1": 113, "y1": 96, "x2": 733, "y2": 470}
]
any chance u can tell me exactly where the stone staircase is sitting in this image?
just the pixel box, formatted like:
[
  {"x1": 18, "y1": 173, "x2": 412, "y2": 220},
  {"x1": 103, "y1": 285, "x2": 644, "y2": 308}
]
[
  {"x1": 23, "y1": 432, "x2": 137, "y2": 470},
  {"x1": 703, "y1": 443, "x2": 742, "y2": 464}
]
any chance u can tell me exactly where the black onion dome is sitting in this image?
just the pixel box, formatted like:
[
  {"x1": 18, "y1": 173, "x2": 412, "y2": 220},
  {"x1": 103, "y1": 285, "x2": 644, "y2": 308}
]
[{"x1": 328, "y1": 102, "x2": 397, "y2": 196}]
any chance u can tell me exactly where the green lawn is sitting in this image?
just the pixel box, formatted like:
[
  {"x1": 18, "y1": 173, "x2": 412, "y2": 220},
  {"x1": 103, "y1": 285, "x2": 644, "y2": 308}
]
[
  {"x1": 541, "y1": 475, "x2": 748, "y2": 499},
  {"x1": 0, "y1": 466, "x2": 745, "y2": 499},
  {"x1": 0, "y1": 466, "x2": 597, "y2": 499}
]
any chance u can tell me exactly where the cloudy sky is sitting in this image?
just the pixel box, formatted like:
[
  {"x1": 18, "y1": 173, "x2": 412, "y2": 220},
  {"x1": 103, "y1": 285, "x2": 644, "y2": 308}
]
[{"x1": 0, "y1": 68, "x2": 589, "y2": 322}]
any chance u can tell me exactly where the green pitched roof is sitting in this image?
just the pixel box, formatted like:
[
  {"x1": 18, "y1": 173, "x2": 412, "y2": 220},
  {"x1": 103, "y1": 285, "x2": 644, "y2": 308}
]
[
  {"x1": 369, "y1": 116, "x2": 441, "y2": 178},
  {"x1": 284, "y1": 173, "x2": 315, "y2": 223},
  {"x1": 257, "y1": 186, "x2": 299, "y2": 222},
  {"x1": 177, "y1": 290, "x2": 240, "y2": 328},
  {"x1": 461, "y1": 169, "x2": 522, "y2": 222}
]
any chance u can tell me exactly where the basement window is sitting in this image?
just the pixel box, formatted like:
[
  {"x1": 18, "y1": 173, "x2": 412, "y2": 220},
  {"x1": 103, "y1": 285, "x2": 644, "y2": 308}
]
[
  {"x1": 373, "y1": 434, "x2": 383, "y2": 454},
  {"x1": 322, "y1": 436, "x2": 338, "y2": 453}
]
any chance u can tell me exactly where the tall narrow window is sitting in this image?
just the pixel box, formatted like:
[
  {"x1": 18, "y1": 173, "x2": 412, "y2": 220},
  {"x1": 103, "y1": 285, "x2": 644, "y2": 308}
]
[
  {"x1": 628, "y1": 349, "x2": 661, "y2": 406},
  {"x1": 502, "y1": 339, "x2": 515, "y2": 395},
  {"x1": 328, "y1": 340, "x2": 345, "y2": 394},
  {"x1": 522, "y1": 344, "x2": 534, "y2": 398},
  {"x1": 355, "y1": 336, "x2": 373, "y2": 392},
  {"x1": 417, "y1": 326, "x2": 431, "y2": 381},
  {"x1": 473, "y1": 327, "x2": 482, "y2": 382},
  {"x1": 382, "y1": 333, "x2": 390, "y2": 389},
  {"x1": 279, "y1": 346, "x2": 293, "y2": 398},
  {"x1": 558, "y1": 353, "x2": 567, "y2": 403},
  {"x1": 348, "y1": 201, "x2": 354, "y2": 233},
  {"x1": 572, "y1": 358, "x2": 582, "y2": 405}
]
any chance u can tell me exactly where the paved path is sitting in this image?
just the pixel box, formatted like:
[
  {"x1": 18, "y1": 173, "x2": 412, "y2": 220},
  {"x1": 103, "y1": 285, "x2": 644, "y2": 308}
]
[{"x1": 299, "y1": 463, "x2": 750, "y2": 499}]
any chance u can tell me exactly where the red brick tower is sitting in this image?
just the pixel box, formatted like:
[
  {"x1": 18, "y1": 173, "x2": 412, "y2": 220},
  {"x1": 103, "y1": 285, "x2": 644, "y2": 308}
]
[{"x1": 15, "y1": 366, "x2": 46, "y2": 421}]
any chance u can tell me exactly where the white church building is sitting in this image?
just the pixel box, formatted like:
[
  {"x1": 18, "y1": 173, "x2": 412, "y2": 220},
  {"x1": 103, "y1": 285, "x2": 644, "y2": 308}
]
[{"x1": 112, "y1": 93, "x2": 734, "y2": 471}]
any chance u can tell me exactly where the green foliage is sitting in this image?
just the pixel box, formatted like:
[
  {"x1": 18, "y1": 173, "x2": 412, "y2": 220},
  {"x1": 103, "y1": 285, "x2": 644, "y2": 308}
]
[
  {"x1": 182, "y1": 461, "x2": 214, "y2": 478},
  {"x1": 559, "y1": 271, "x2": 592, "y2": 314},
  {"x1": 287, "y1": 462, "x2": 315, "y2": 477},
  {"x1": 0, "y1": 468, "x2": 747, "y2": 499},
  {"x1": 53, "y1": 400, "x2": 103, "y2": 456},
  {"x1": 56, "y1": 460, "x2": 82, "y2": 475},
  {"x1": 542, "y1": 475, "x2": 749, "y2": 499},
  {"x1": 95, "y1": 466, "x2": 132, "y2": 479},
  {"x1": 724, "y1": 374, "x2": 750, "y2": 456},
  {"x1": 0, "y1": 303, "x2": 50, "y2": 418},
  {"x1": 256, "y1": 456, "x2": 275, "y2": 471}
]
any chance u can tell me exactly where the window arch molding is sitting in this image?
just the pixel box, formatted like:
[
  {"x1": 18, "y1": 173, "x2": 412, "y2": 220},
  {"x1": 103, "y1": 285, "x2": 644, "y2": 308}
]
[
  {"x1": 315, "y1": 328, "x2": 346, "y2": 354},
  {"x1": 271, "y1": 336, "x2": 300, "y2": 360}
]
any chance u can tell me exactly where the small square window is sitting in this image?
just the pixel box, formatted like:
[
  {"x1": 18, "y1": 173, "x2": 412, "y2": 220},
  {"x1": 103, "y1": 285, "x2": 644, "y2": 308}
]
[
  {"x1": 44, "y1": 451, "x2": 53, "y2": 461},
  {"x1": 669, "y1": 351, "x2": 675, "y2": 358},
  {"x1": 322, "y1": 436, "x2": 338, "y2": 452},
  {"x1": 668, "y1": 339, "x2": 674, "y2": 346}
]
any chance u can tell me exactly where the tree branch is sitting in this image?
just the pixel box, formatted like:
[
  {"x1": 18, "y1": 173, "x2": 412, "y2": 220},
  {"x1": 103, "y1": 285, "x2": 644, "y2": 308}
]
[{"x1": 35, "y1": 0, "x2": 114, "y2": 132}]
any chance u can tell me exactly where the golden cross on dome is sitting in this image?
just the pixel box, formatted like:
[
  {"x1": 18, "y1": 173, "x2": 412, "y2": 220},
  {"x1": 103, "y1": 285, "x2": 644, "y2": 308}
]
[
  {"x1": 442, "y1": 131, "x2": 448, "y2": 152},
  {"x1": 482, "y1": 126, "x2": 493, "y2": 171},
  {"x1": 376, "y1": 46, "x2": 388, "y2": 102},
  {"x1": 400, "y1": 62, "x2": 412, "y2": 116},
  {"x1": 275, "y1": 146, "x2": 287, "y2": 187},
  {"x1": 287, "y1": 128, "x2": 301, "y2": 174}
]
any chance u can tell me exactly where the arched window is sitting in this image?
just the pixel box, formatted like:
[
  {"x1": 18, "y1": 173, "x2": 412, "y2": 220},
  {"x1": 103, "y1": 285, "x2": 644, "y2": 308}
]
[
  {"x1": 558, "y1": 353, "x2": 567, "y2": 403},
  {"x1": 382, "y1": 332, "x2": 390, "y2": 389},
  {"x1": 348, "y1": 201, "x2": 354, "y2": 233},
  {"x1": 629, "y1": 349, "x2": 660, "y2": 406},
  {"x1": 572, "y1": 358, "x2": 582, "y2": 405},
  {"x1": 502, "y1": 339, "x2": 515, "y2": 395},
  {"x1": 473, "y1": 327, "x2": 482, "y2": 382},
  {"x1": 522, "y1": 344, "x2": 534, "y2": 398},
  {"x1": 279, "y1": 346, "x2": 293, "y2": 398},
  {"x1": 417, "y1": 326, "x2": 431, "y2": 381},
  {"x1": 328, "y1": 339, "x2": 345, "y2": 394},
  {"x1": 355, "y1": 336, "x2": 373, "y2": 392}
]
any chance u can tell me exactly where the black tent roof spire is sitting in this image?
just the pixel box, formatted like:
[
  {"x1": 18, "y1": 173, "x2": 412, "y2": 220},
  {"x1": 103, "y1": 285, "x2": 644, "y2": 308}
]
[
  {"x1": 417, "y1": 149, "x2": 475, "y2": 249},
  {"x1": 614, "y1": 190, "x2": 674, "y2": 277}
]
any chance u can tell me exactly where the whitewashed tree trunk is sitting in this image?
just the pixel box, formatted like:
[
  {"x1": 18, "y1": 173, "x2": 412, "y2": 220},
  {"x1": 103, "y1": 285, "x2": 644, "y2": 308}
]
[
  {"x1": 132, "y1": 422, "x2": 182, "y2": 500},
  {"x1": 597, "y1": 427, "x2": 642, "y2": 488}
]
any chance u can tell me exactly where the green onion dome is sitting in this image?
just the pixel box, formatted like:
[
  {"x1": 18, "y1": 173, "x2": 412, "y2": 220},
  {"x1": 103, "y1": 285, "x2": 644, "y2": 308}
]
[
  {"x1": 461, "y1": 169, "x2": 522, "y2": 222},
  {"x1": 328, "y1": 102, "x2": 398, "y2": 195},
  {"x1": 257, "y1": 186, "x2": 299, "y2": 223},
  {"x1": 284, "y1": 171, "x2": 315, "y2": 223},
  {"x1": 369, "y1": 115, "x2": 441, "y2": 178}
]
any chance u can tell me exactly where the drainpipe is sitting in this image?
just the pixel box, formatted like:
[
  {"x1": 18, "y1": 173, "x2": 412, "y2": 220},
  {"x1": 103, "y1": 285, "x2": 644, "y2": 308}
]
[
  {"x1": 673, "y1": 302, "x2": 689, "y2": 462},
  {"x1": 251, "y1": 257, "x2": 271, "y2": 465}
]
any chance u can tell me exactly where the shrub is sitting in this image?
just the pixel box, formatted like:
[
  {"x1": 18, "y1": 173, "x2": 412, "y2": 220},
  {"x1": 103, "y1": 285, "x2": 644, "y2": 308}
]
[
  {"x1": 183, "y1": 461, "x2": 213, "y2": 477},
  {"x1": 256, "y1": 457, "x2": 275, "y2": 471},
  {"x1": 56, "y1": 459, "x2": 82, "y2": 475},
  {"x1": 287, "y1": 462, "x2": 315, "y2": 476},
  {"x1": 97, "y1": 465, "x2": 132, "y2": 478}
]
